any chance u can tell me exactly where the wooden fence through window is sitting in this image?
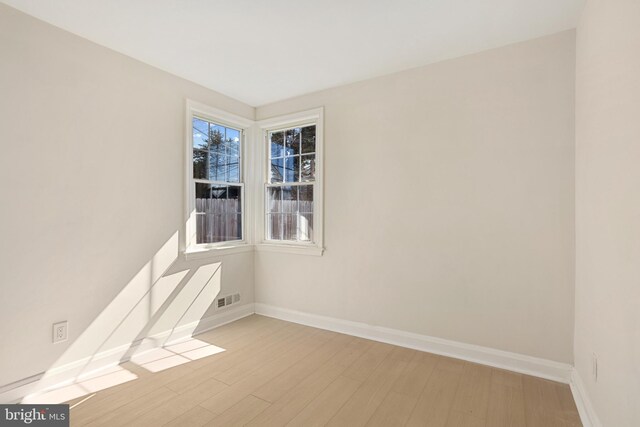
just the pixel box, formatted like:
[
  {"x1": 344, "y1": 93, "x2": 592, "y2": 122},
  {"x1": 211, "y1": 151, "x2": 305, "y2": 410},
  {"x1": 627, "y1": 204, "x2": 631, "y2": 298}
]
[{"x1": 196, "y1": 199, "x2": 313, "y2": 243}]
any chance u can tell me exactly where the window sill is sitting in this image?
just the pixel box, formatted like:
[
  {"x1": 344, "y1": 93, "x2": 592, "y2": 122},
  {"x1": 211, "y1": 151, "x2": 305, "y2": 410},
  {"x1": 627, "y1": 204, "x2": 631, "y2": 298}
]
[
  {"x1": 255, "y1": 243, "x2": 324, "y2": 257},
  {"x1": 184, "y1": 244, "x2": 254, "y2": 260},
  {"x1": 183, "y1": 242, "x2": 324, "y2": 259}
]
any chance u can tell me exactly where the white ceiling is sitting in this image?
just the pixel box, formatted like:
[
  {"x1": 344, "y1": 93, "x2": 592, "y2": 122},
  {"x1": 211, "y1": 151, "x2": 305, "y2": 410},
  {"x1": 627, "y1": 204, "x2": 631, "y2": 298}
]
[{"x1": 3, "y1": 0, "x2": 585, "y2": 106}]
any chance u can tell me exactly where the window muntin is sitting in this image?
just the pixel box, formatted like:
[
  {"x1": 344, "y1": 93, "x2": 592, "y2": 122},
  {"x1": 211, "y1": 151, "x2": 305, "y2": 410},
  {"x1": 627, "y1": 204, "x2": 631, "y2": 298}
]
[
  {"x1": 192, "y1": 117, "x2": 243, "y2": 244},
  {"x1": 266, "y1": 125, "x2": 316, "y2": 243}
]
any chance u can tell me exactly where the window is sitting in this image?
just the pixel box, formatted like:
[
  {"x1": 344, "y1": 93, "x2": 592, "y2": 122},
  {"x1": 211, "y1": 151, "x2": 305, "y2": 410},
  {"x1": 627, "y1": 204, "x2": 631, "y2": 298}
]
[
  {"x1": 259, "y1": 108, "x2": 324, "y2": 254},
  {"x1": 185, "y1": 101, "x2": 322, "y2": 257},
  {"x1": 186, "y1": 101, "x2": 253, "y2": 254},
  {"x1": 193, "y1": 118, "x2": 242, "y2": 244}
]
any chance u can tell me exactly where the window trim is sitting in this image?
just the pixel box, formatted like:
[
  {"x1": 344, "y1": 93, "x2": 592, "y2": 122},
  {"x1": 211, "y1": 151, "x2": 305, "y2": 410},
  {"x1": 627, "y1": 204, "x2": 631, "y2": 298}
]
[
  {"x1": 256, "y1": 107, "x2": 324, "y2": 256},
  {"x1": 184, "y1": 100, "x2": 255, "y2": 256}
]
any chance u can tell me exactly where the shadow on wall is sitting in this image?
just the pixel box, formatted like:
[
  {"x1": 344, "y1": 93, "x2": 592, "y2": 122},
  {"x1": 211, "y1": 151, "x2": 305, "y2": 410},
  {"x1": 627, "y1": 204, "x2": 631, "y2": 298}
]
[{"x1": 20, "y1": 231, "x2": 227, "y2": 404}]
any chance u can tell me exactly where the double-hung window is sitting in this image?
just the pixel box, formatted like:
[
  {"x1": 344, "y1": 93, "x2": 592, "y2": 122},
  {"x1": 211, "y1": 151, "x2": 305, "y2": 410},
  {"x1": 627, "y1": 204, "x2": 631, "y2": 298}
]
[
  {"x1": 186, "y1": 101, "x2": 253, "y2": 253},
  {"x1": 260, "y1": 108, "x2": 324, "y2": 254},
  {"x1": 185, "y1": 101, "x2": 323, "y2": 256}
]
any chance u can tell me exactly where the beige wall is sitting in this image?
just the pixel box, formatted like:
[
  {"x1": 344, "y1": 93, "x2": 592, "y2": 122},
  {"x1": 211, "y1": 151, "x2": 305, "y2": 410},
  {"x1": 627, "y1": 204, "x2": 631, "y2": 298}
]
[
  {"x1": 575, "y1": 0, "x2": 640, "y2": 425},
  {"x1": 0, "y1": 1, "x2": 581, "y2": 394},
  {"x1": 0, "y1": 4, "x2": 255, "y2": 388},
  {"x1": 255, "y1": 31, "x2": 577, "y2": 363}
]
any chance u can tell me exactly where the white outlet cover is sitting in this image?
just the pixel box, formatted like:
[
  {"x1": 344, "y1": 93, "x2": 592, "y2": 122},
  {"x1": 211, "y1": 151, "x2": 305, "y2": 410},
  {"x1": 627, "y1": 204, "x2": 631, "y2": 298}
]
[{"x1": 53, "y1": 321, "x2": 68, "y2": 344}]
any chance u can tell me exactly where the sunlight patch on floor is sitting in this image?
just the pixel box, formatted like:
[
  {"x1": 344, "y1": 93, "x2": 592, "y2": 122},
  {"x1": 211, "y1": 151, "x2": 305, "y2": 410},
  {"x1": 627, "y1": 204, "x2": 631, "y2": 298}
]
[
  {"x1": 130, "y1": 338, "x2": 225, "y2": 373},
  {"x1": 22, "y1": 366, "x2": 137, "y2": 404}
]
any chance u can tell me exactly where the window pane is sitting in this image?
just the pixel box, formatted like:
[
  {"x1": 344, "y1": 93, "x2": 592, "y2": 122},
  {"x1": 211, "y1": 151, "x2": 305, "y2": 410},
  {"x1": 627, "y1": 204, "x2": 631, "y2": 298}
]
[
  {"x1": 193, "y1": 149, "x2": 208, "y2": 179},
  {"x1": 282, "y1": 186, "x2": 298, "y2": 213},
  {"x1": 228, "y1": 155, "x2": 240, "y2": 182},
  {"x1": 284, "y1": 156, "x2": 300, "y2": 182},
  {"x1": 270, "y1": 158, "x2": 284, "y2": 183},
  {"x1": 226, "y1": 127, "x2": 240, "y2": 142},
  {"x1": 226, "y1": 128, "x2": 240, "y2": 156},
  {"x1": 282, "y1": 214, "x2": 297, "y2": 240},
  {"x1": 270, "y1": 131, "x2": 284, "y2": 158},
  {"x1": 301, "y1": 126, "x2": 315, "y2": 154},
  {"x1": 298, "y1": 185, "x2": 313, "y2": 213},
  {"x1": 193, "y1": 118, "x2": 209, "y2": 149},
  {"x1": 225, "y1": 185, "x2": 242, "y2": 202},
  {"x1": 285, "y1": 128, "x2": 301, "y2": 155},
  {"x1": 227, "y1": 142, "x2": 240, "y2": 157},
  {"x1": 195, "y1": 183, "x2": 242, "y2": 243},
  {"x1": 264, "y1": 124, "x2": 318, "y2": 244},
  {"x1": 209, "y1": 125, "x2": 225, "y2": 154},
  {"x1": 298, "y1": 213, "x2": 313, "y2": 242},
  {"x1": 222, "y1": 154, "x2": 231, "y2": 181},
  {"x1": 266, "y1": 214, "x2": 283, "y2": 240},
  {"x1": 301, "y1": 154, "x2": 315, "y2": 182},
  {"x1": 267, "y1": 186, "x2": 282, "y2": 213},
  {"x1": 208, "y1": 153, "x2": 216, "y2": 180},
  {"x1": 205, "y1": 152, "x2": 224, "y2": 181}
]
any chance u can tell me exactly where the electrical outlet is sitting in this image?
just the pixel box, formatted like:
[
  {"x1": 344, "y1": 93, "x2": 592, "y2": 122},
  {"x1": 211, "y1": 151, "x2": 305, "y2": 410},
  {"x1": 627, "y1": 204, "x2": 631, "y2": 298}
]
[
  {"x1": 53, "y1": 321, "x2": 68, "y2": 344},
  {"x1": 592, "y1": 353, "x2": 598, "y2": 382}
]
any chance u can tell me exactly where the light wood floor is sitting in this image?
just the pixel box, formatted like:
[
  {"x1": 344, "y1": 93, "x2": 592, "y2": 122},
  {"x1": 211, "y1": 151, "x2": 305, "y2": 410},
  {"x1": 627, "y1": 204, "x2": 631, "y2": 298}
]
[{"x1": 66, "y1": 315, "x2": 582, "y2": 426}]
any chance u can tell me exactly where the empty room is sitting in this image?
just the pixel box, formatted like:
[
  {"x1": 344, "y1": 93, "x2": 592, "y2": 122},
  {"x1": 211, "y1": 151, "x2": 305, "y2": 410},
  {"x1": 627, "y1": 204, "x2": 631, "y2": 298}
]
[{"x1": 0, "y1": 0, "x2": 638, "y2": 426}]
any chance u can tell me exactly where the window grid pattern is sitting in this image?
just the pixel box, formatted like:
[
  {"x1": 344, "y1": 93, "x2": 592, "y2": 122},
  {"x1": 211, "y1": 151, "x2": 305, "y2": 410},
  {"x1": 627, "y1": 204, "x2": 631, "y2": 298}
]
[
  {"x1": 266, "y1": 125, "x2": 315, "y2": 242},
  {"x1": 192, "y1": 117, "x2": 243, "y2": 244},
  {"x1": 193, "y1": 117, "x2": 241, "y2": 183}
]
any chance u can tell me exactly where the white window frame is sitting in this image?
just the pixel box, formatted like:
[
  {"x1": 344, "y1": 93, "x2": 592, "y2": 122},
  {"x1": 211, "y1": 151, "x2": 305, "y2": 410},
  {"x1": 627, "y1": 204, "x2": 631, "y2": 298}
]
[
  {"x1": 184, "y1": 99, "x2": 255, "y2": 258},
  {"x1": 256, "y1": 107, "x2": 324, "y2": 256}
]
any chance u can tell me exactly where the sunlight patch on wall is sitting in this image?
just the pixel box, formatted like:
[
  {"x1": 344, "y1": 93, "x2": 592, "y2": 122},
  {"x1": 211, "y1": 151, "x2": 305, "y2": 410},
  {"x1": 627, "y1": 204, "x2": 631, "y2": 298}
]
[
  {"x1": 25, "y1": 232, "x2": 183, "y2": 399},
  {"x1": 21, "y1": 231, "x2": 229, "y2": 403},
  {"x1": 138, "y1": 261, "x2": 222, "y2": 346}
]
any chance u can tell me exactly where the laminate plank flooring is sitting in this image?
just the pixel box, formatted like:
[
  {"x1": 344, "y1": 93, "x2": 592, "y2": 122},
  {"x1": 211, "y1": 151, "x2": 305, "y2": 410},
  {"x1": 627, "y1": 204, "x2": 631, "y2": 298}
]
[{"x1": 62, "y1": 315, "x2": 581, "y2": 426}]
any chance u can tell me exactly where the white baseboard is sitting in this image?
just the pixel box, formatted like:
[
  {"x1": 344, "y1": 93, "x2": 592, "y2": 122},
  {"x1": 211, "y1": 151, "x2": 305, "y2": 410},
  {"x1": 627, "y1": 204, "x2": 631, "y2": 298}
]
[
  {"x1": 255, "y1": 303, "x2": 603, "y2": 427},
  {"x1": 0, "y1": 303, "x2": 254, "y2": 404},
  {"x1": 569, "y1": 368, "x2": 602, "y2": 427},
  {"x1": 191, "y1": 303, "x2": 255, "y2": 336},
  {"x1": 128, "y1": 302, "x2": 255, "y2": 356},
  {"x1": 0, "y1": 375, "x2": 43, "y2": 406},
  {"x1": 3, "y1": 301, "x2": 600, "y2": 427},
  {"x1": 254, "y1": 303, "x2": 573, "y2": 384}
]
